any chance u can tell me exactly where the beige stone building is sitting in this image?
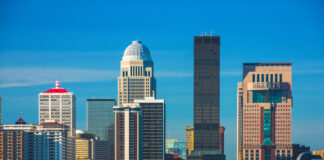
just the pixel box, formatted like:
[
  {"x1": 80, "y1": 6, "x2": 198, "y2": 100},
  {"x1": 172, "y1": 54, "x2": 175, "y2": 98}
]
[
  {"x1": 118, "y1": 41, "x2": 156, "y2": 105},
  {"x1": 237, "y1": 63, "x2": 293, "y2": 160},
  {"x1": 185, "y1": 126, "x2": 194, "y2": 158}
]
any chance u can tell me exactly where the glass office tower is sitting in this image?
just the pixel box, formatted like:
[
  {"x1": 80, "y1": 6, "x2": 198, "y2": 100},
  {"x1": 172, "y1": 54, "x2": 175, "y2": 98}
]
[
  {"x1": 189, "y1": 35, "x2": 225, "y2": 160},
  {"x1": 87, "y1": 98, "x2": 115, "y2": 159}
]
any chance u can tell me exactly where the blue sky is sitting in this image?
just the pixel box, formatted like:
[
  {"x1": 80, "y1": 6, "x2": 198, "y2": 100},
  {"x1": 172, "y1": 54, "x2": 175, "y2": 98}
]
[{"x1": 0, "y1": 0, "x2": 323, "y2": 159}]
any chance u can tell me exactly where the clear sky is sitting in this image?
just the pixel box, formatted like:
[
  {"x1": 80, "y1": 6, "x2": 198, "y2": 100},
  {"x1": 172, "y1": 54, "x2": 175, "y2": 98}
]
[{"x1": 0, "y1": 0, "x2": 323, "y2": 159}]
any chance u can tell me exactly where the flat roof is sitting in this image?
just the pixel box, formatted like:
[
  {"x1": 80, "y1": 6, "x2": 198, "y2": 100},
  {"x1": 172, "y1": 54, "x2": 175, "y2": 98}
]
[
  {"x1": 87, "y1": 99, "x2": 115, "y2": 102},
  {"x1": 243, "y1": 63, "x2": 291, "y2": 66}
]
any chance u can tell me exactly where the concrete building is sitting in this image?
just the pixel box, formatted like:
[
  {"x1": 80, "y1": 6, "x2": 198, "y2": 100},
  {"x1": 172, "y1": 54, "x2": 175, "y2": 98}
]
[
  {"x1": 114, "y1": 103, "x2": 143, "y2": 160},
  {"x1": 38, "y1": 80, "x2": 76, "y2": 137},
  {"x1": 0, "y1": 115, "x2": 31, "y2": 160},
  {"x1": 135, "y1": 97, "x2": 165, "y2": 160},
  {"x1": 237, "y1": 63, "x2": 293, "y2": 160},
  {"x1": 76, "y1": 131, "x2": 96, "y2": 160},
  {"x1": 87, "y1": 98, "x2": 115, "y2": 159},
  {"x1": 166, "y1": 139, "x2": 186, "y2": 160},
  {"x1": 0, "y1": 117, "x2": 71, "y2": 160},
  {"x1": 186, "y1": 126, "x2": 194, "y2": 158},
  {"x1": 118, "y1": 41, "x2": 156, "y2": 106},
  {"x1": 189, "y1": 35, "x2": 225, "y2": 160},
  {"x1": 219, "y1": 125, "x2": 225, "y2": 154},
  {"x1": 39, "y1": 80, "x2": 76, "y2": 159}
]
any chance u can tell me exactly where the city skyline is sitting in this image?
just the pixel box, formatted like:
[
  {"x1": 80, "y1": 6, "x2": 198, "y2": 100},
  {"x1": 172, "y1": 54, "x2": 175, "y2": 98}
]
[{"x1": 1, "y1": 1, "x2": 324, "y2": 159}]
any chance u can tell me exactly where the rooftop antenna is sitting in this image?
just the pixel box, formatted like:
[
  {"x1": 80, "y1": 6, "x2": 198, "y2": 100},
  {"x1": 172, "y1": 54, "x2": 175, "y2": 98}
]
[{"x1": 55, "y1": 80, "x2": 60, "y2": 89}]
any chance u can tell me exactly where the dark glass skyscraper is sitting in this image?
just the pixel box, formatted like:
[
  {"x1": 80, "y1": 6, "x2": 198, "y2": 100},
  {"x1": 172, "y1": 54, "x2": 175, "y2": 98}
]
[
  {"x1": 86, "y1": 99, "x2": 115, "y2": 159},
  {"x1": 189, "y1": 35, "x2": 225, "y2": 160}
]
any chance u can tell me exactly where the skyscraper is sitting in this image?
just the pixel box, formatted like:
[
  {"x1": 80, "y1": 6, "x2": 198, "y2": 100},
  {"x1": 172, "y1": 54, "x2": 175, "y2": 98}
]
[
  {"x1": 38, "y1": 80, "x2": 76, "y2": 159},
  {"x1": 87, "y1": 98, "x2": 115, "y2": 159},
  {"x1": 189, "y1": 35, "x2": 225, "y2": 160},
  {"x1": 237, "y1": 63, "x2": 293, "y2": 160},
  {"x1": 38, "y1": 80, "x2": 76, "y2": 137},
  {"x1": 135, "y1": 97, "x2": 165, "y2": 160},
  {"x1": 118, "y1": 40, "x2": 156, "y2": 105},
  {"x1": 114, "y1": 103, "x2": 143, "y2": 160}
]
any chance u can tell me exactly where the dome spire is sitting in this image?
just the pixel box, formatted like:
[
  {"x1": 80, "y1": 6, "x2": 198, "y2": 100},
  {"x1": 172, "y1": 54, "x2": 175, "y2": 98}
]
[{"x1": 122, "y1": 40, "x2": 152, "y2": 61}]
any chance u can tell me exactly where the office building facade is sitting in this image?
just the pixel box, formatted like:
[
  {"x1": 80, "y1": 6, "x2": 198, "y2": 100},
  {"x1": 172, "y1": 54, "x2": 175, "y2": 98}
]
[
  {"x1": 114, "y1": 103, "x2": 143, "y2": 160},
  {"x1": 135, "y1": 97, "x2": 165, "y2": 160},
  {"x1": 237, "y1": 63, "x2": 293, "y2": 160},
  {"x1": 189, "y1": 35, "x2": 225, "y2": 160},
  {"x1": 118, "y1": 41, "x2": 156, "y2": 105},
  {"x1": 87, "y1": 98, "x2": 115, "y2": 159}
]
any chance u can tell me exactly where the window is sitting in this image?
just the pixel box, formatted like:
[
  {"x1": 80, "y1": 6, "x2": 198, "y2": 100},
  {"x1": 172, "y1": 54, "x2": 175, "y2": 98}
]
[
  {"x1": 269, "y1": 91, "x2": 282, "y2": 103},
  {"x1": 279, "y1": 74, "x2": 282, "y2": 82},
  {"x1": 266, "y1": 74, "x2": 269, "y2": 82},
  {"x1": 270, "y1": 74, "x2": 273, "y2": 82},
  {"x1": 257, "y1": 74, "x2": 260, "y2": 82},
  {"x1": 261, "y1": 74, "x2": 264, "y2": 82},
  {"x1": 253, "y1": 91, "x2": 266, "y2": 103},
  {"x1": 275, "y1": 74, "x2": 278, "y2": 82},
  {"x1": 253, "y1": 74, "x2": 255, "y2": 82}
]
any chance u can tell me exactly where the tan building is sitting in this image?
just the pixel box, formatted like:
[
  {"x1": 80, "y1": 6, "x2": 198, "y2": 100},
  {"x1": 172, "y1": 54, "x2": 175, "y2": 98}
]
[
  {"x1": 237, "y1": 63, "x2": 293, "y2": 160},
  {"x1": 185, "y1": 126, "x2": 194, "y2": 158},
  {"x1": 118, "y1": 41, "x2": 156, "y2": 105},
  {"x1": 75, "y1": 131, "x2": 96, "y2": 160},
  {"x1": 313, "y1": 151, "x2": 324, "y2": 160}
]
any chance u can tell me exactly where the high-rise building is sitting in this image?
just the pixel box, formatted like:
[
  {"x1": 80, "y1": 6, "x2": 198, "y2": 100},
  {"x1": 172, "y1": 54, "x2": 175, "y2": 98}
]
[
  {"x1": 186, "y1": 126, "x2": 194, "y2": 158},
  {"x1": 38, "y1": 80, "x2": 76, "y2": 137},
  {"x1": 87, "y1": 98, "x2": 115, "y2": 159},
  {"x1": 118, "y1": 41, "x2": 156, "y2": 106},
  {"x1": 38, "y1": 80, "x2": 76, "y2": 159},
  {"x1": 114, "y1": 103, "x2": 143, "y2": 160},
  {"x1": 189, "y1": 35, "x2": 225, "y2": 160},
  {"x1": 238, "y1": 63, "x2": 293, "y2": 160},
  {"x1": 134, "y1": 97, "x2": 165, "y2": 160},
  {"x1": 237, "y1": 82, "x2": 244, "y2": 160}
]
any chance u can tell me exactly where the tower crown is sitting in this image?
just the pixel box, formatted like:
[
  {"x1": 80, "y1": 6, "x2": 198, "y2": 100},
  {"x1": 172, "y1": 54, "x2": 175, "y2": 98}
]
[{"x1": 122, "y1": 41, "x2": 152, "y2": 61}]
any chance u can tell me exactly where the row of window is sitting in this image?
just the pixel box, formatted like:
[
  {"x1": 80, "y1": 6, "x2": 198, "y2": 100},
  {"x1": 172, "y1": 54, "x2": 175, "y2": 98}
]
[{"x1": 252, "y1": 74, "x2": 283, "y2": 83}]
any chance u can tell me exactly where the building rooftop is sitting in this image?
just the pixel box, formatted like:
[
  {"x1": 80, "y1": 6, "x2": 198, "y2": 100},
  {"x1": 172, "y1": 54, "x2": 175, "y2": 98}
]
[{"x1": 42, "y1": 80, "x2": 70, "y2": 93}]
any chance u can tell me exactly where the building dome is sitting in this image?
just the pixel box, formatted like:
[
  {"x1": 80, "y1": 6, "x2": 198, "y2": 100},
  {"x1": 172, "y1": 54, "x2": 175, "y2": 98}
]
[{"x1": 122, "y1": 41, "x2": 152, "y2": 61}]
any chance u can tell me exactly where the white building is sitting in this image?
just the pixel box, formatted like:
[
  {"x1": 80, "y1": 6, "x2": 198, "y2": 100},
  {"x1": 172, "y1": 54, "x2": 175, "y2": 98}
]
[{"x1": 38, "y1": 80, "x2": 76, "y2": 137}]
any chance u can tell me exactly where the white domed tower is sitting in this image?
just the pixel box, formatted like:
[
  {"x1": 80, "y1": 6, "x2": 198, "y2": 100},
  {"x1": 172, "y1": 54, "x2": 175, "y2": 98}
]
[{"x1": 118, "y1": 41, "x2": 156, "y2": 105}]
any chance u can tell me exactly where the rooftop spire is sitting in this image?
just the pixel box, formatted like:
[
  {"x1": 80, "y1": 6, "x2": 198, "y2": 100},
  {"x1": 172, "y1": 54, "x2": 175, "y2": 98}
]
[{"x1": 55, "y1": 80, "x2": 60, "y2": 89}]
